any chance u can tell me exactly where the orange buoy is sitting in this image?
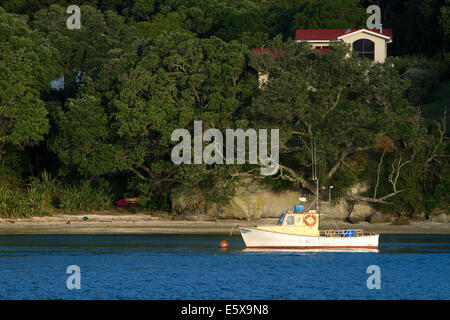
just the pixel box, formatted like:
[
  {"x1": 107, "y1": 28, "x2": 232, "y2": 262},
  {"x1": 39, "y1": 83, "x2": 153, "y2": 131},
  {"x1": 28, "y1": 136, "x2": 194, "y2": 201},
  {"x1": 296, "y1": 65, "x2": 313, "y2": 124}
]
[{"x1": 219, "y1": 239, "x2": 230, "y2": 248}]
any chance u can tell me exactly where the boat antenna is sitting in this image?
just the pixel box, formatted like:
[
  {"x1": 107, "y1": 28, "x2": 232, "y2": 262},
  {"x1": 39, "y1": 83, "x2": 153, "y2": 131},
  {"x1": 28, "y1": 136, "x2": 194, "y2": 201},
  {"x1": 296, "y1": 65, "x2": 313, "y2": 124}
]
[
  {"x1": 313, "y1": 138, "x2": 321, "y2": 228},
  {"x1": 307, "y1": 137, "x2": 320, "y2": 212},
  {"x1": 314, "y1": 138, "x2": 319, "y2": 211}
]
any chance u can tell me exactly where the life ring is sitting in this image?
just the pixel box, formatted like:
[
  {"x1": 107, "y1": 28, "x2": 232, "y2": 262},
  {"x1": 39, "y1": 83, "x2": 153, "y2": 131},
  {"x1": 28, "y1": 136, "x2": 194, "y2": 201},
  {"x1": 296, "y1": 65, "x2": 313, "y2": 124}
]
[{"x1": 303, "y1": 214, "x2": 317, "y2": 227}]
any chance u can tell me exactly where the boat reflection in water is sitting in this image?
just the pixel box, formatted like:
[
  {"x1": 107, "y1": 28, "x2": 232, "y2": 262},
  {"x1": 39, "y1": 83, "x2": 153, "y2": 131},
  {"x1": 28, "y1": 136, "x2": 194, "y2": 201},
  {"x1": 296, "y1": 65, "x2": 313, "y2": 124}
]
[{"x1": 240, "y1": 248, "x2": 379, "y2": 254}]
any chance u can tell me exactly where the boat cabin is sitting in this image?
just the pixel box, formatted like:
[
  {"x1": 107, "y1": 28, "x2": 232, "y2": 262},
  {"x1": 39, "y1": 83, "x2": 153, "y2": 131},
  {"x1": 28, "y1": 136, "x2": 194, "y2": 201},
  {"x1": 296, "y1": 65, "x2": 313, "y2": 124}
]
[{"x1": 257, "y1": 206, "x2": 320, "y2": 237}]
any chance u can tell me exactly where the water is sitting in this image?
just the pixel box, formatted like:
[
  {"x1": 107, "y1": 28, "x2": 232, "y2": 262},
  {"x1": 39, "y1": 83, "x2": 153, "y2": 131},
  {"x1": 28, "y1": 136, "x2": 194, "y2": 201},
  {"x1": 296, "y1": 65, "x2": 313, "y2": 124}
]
[{"x1": 0, "y1": 234, "x2": 448, "y2": 299}]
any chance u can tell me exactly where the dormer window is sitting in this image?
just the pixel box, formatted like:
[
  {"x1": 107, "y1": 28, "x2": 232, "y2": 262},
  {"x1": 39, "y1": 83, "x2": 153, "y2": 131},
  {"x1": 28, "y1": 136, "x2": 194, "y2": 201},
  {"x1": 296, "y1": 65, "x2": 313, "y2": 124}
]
[{"x1": 352, "y1": 39, "x2": 375, "y2": 61}]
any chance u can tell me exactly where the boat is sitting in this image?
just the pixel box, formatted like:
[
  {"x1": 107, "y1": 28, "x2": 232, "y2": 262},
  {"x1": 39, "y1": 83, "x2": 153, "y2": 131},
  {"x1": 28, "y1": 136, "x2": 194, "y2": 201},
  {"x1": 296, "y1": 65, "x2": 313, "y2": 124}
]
[
  {"x1": 238, "y1": 203, "x2": 379, "y2": 252},
  {"x1": 238, "y1": 140, "x2": 378, "y2": 252}
]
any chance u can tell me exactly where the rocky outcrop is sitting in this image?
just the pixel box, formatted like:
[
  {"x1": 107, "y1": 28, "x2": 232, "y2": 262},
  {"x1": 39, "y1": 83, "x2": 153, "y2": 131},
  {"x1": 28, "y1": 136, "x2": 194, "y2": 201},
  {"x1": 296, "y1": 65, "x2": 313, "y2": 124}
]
[
  {"x1": 319, "y1": 200, "x2": 352, "y2": 221},
  {"x1": 368, "y1": 212, "x2": 384, "y2": 223},
  {"x1": 171, "y1": 182, "x2": 385, "y2": 222},
  {"x1": 171, "y1": 185, "x2": 304, "y2": 219},
  {"x1": 349, "y1": 182, "x2": 370, "y2": 196},
  {"x1": 430, "y1": 207, "x2": 449, "y2": 222},
  {"x1": 348, "y1": 202, "x2": 377, "y2": 223},
  {"x1": 431, "y1": 213, "x2": 448, "y2": 222}
]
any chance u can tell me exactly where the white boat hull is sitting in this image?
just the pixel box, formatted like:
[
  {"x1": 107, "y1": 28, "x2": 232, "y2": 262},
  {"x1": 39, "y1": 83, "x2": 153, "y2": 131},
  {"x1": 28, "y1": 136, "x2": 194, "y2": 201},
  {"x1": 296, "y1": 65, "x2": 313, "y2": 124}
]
[{"x1": 239, "y1": 226, "x2": 379, "y2": 252}]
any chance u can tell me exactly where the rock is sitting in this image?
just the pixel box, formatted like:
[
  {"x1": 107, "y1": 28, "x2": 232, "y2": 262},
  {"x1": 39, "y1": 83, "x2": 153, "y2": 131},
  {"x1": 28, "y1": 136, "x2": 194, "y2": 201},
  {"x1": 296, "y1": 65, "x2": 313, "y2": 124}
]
[
  {"x1": 183, "y1": 215, "x2": 199, "y2": 221},
  {"x1": 431, "y1": 207, "x2": 448, "y2": 216},
  {"x1": 197, "y1": 215, "x2": 217, "y2": 222},
  {"x1": 170, "y1": 182, "x2": 383, "y2": 221},
  {"x1": 152, "y1": 212, "x2": 173, "y2": 220},
  {"x1": 391, "y1": 217, "x2": 411, "y2": 225},
  {"x1": 410, "y1": 212, "x2": 426, "y2": 221},
  {"x1": 171, "y1": 184, "x2": 305, "y2": 219},
  {"x1": 382, "y1": 213, "x2": 397, "y2": 222},
  {"x1": 349, "y1": 182, "x2": 369, "y2": 195},
  {"x1": 319, "y1": 199, "x2": 351, "y2": 221},
  {"x1": 431, "y1": 213, "x2": 448, "y2": 222},
  {"x1": 172, "y1": 215, "x2": 187, "y2": 221},
  {"x1": 368, "y1": 212, "x2": 384, "y2": 224},
  {"x1": 430, "y1": 207, "x2": 448, "y2": 222},
  {"x1": 348, "y1": 202, "x2": 376, "y2": 222},
  {"x1": 170, "y1": 189, "x2": 206, "y2": 216},
  {"x1": 347, "y1": 217, "x2": 360, "y2": 224}
]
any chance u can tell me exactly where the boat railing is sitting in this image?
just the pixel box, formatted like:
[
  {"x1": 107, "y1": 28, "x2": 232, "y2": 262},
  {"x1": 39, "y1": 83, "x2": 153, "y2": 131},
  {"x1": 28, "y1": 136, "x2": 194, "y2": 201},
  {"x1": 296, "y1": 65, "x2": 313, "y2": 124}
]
[{"x1": 320, "y1": 229, "x2": 364, "y2": 237}]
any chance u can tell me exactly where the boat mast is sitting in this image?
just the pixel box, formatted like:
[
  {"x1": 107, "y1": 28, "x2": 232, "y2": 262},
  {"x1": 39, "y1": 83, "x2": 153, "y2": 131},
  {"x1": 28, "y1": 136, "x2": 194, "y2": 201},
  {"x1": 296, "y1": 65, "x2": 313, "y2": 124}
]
[
  {"x1": 311, "y1": 138, "x2": 319, "y2": 211},
  {"x1": 311, "y1": 137, "x2": 321, "y2": 230}
]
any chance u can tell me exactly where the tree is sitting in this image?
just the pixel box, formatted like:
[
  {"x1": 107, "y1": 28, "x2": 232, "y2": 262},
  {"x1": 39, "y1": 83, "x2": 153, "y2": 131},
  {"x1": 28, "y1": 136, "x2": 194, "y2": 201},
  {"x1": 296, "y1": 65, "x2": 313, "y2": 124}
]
[
  {"x1": 31, "y1": 5, "x2": 137, "y2": 89},
  {"x1": 0, "y1": 8, "x2": 58, "y2": 166},
  {"x1": 50, "y1": 32, "x2": 257, "y2": 198},
  {"x1": 292, "y1": 0, "x2": 366, "y2": 30},
  {"x1": 441, "y1": 0, "x2": 450, "y2": 51},
  {"x1": 249, "y1": 37, "x2": 420, "y2": 204}
]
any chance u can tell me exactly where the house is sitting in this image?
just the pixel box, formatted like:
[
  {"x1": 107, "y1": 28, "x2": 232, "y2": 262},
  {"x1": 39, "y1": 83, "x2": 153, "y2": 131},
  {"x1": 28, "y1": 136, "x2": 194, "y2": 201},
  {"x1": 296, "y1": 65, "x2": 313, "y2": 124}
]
[
  {"x1": 252, "y1": 48, "x2": 280, "y2": 88},
  {"x1": 295, "y1": 28, "x2": 393, "y2": 63},
  {"x1": 253, "y1": 28, "x2": 393, "y2": 87}
]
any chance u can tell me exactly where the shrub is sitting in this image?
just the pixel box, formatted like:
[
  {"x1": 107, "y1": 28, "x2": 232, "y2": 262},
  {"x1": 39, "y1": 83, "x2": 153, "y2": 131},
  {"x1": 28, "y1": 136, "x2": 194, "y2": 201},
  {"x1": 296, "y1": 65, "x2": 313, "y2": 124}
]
[
  {"x1": 0, "y1": 167, "x2": 22, "y2": 191},
  {"x1": 404, "y1": 60, "x2": 439, "y2": 105},
  {"x1": 0, "y1": 186, "x2": 43, "y2": 218},
  {"x1": 58, "y1": 181, "x2": 113, "y2": 212},
  {"x1": 28, "y1": 170, "x2": 62, "y2": 207}
]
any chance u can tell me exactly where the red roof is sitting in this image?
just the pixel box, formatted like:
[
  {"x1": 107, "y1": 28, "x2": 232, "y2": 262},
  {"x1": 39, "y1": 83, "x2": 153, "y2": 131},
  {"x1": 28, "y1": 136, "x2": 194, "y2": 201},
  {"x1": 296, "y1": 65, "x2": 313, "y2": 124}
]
[
  {"x1": 295, "y1": 28, "x2": 392, "y2": 41},
  {"x1": 252, "y1": 48, "x2": 280, "y2": 59}
]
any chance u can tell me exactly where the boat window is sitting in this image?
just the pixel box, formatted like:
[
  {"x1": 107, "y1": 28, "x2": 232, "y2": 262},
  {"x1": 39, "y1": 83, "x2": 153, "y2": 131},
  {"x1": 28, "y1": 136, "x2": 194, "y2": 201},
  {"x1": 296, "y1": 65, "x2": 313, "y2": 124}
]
[
  {"x1": 277, "y1": 214, "x2": 286, "y2": 225},
  {"x1": 286, "y1": 215, "x2": 295, "y2": 225}
]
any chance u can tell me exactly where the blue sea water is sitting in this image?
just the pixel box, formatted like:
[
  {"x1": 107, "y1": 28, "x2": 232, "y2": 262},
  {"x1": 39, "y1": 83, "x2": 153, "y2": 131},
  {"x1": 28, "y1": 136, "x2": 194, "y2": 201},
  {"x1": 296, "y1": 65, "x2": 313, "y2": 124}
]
[{"x1": 0, "y1": 234, "x2": 448, "y2": 300}]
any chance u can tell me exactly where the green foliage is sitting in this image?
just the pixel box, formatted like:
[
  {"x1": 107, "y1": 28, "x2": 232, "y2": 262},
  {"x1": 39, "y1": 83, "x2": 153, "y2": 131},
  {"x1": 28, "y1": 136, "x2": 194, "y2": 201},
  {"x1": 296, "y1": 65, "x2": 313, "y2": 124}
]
[
  {"x1": 250, "y1": 38, "x2": 421, "y2": 204},
  {"x1": 404, "y1": 60, "x2": 439, "y2": 105},
  {"x1": 292, "y1": 0, "x2": 366, "y2": 30},
  {"x1": 28, "y1": 170, "x2": 62, "y2": 207},
  {"x1": 31, "y1": 4, "x2": 137, "y2": 83},
  {"x1": 134, "y1": 13, "x2": 187, "y2": 38},
  {"x1": 0, "y1": 185, "x2": 45, "y2": 218},
  {"x1": 0, "y1": 8, "x2": 57, "y2": 164},
  {"x1": 0, "y1": 167, "x2": 22, "y2": 190},
  {"x1": 50, "y1": 31, "x2": 256, "y2": 199},
  {"x1": 441, "y1": 0, "x2": 450, "y2": 43},
  {"x1": 58, "y1": 181, "x2": 113, "y2": 212},
  {"x1": 421, "y1": 81, "x2": 450, "y2": 132},
  {"x1": 0, "y1": 1, "x2": 448, "y2": 216}
]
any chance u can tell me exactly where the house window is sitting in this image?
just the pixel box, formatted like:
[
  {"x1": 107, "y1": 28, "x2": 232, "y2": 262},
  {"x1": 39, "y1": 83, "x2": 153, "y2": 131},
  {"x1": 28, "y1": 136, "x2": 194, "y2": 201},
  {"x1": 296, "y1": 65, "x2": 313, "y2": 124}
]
[{"x1": 352, "y1": 39, "x2": 374, "y2": 61}]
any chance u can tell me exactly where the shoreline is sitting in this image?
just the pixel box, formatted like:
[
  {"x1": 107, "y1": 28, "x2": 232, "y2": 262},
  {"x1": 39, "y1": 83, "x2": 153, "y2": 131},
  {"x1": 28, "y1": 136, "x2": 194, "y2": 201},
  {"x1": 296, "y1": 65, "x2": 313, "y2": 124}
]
[{"x1": 0, "y1": 214, "x2": 448, "y2": 235}]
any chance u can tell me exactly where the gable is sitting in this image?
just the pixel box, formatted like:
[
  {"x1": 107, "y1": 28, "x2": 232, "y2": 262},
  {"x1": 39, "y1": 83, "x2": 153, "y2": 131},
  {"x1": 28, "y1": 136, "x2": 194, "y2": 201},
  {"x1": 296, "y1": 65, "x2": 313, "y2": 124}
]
[{"x1": 296, "y1": 28, "x2": 392, "y2": 42}]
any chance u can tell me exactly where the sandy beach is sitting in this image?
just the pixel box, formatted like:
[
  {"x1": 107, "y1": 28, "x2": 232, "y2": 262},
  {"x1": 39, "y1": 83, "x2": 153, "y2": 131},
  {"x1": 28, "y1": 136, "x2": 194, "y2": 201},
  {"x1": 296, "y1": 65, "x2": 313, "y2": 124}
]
[{"x1": 0, "y1": 213, "x2": 448, "y2": 235}]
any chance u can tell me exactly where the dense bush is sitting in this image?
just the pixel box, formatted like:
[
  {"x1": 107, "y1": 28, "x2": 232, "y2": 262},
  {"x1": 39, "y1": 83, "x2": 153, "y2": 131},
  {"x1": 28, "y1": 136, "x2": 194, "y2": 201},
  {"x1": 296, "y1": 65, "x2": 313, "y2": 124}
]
[
  {"x1": 0, "y1": 186, "x2": 44, "y2": 218},
  {"x1": 404, "y1": 61, "x2": 439, "y2": 105},
  {"x1": 58, "y1": 182, "x2": 113, "y2": 212}
]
